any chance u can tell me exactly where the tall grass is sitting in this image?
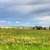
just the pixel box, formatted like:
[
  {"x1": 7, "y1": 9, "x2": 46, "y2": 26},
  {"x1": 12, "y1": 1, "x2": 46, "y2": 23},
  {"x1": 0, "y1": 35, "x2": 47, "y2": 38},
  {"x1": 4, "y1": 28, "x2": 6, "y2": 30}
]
[{"x1": 0, "y1": 28, "x2": 50, "y2": 50}]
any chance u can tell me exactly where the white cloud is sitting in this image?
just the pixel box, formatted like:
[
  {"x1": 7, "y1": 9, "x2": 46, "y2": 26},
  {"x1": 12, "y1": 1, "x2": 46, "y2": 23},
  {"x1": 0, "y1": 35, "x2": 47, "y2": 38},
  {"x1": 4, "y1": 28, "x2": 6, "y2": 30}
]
[
  {"x1": 38, "y1": 16, "x2": 50, "y2": 21},
  {"x1": 16, "y1": 21, "x2": 20, "y2": 23}
]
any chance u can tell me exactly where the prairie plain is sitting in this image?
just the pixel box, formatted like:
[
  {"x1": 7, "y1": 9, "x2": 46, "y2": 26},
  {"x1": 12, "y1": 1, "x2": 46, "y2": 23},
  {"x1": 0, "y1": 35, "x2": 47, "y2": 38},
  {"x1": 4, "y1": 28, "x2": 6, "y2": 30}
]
[{"x1": 0, "y1": 28, "x2": 50, "y2": 50}]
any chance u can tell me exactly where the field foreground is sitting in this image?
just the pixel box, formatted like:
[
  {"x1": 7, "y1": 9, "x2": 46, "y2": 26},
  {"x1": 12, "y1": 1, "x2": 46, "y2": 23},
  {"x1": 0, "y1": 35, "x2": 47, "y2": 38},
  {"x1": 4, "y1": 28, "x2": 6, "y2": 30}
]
[{"x1": 0, "y1": 28, "x2": 50, "y2": 50}]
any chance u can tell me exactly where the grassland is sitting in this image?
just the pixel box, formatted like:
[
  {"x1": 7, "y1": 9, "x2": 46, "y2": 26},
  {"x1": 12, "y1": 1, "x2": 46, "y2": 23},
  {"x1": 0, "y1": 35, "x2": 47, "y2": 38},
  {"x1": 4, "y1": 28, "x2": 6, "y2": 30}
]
[{"x1": 0, "y1": 28, "x2": 50, "y2": 50}]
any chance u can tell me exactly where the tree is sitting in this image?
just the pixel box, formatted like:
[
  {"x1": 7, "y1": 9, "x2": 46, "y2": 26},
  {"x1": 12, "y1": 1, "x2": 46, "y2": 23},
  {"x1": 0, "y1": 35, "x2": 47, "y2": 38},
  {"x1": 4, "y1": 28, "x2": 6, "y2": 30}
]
[
  {"x1": 43, "y1": 27, "x2": 46, "y2": 30},
  {"x1": 35, "y1": 26, "x2": 42, "y2": 30},
  {"x1": 32, "y1": 27, "x2": 35, "y2": 30}
]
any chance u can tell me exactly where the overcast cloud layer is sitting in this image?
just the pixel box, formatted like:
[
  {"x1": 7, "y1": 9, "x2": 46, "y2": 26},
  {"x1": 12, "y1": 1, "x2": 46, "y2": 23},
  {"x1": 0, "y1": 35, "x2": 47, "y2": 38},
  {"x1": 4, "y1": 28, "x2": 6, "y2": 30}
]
[{"x1": 0, "y1": 0, "x2": 50, "y2": 26}]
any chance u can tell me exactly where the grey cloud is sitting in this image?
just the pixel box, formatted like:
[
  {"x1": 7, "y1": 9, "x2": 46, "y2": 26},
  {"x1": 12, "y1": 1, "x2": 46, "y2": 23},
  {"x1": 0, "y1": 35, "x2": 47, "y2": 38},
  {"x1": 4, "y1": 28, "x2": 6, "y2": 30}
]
[
  {"x1": 0, "y1": 0, "x2": 50, "y2": 26},
  {"x1": 25, "y1": 3, "x2": 50, "y2": 17},
  {"x1": 29, "y1": 0, "x2": 50, "y2": 5},
  {"x1": 12, "y1": 0, "x2": 50, "y2": 5}
]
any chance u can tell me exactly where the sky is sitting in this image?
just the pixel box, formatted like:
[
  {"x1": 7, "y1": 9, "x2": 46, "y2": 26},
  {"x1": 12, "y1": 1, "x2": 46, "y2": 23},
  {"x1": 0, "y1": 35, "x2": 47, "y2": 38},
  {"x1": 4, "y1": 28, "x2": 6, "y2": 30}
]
[{"x1": 0, "y1": 0, "x2": 50, "y2": 27}]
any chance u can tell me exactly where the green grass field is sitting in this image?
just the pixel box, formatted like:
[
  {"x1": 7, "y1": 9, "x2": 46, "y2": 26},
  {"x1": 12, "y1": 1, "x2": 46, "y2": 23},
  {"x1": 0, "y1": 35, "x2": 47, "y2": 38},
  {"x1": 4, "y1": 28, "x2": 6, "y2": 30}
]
[{"x1": 0, "y1": 28, "x2": 50, "y2": 50}]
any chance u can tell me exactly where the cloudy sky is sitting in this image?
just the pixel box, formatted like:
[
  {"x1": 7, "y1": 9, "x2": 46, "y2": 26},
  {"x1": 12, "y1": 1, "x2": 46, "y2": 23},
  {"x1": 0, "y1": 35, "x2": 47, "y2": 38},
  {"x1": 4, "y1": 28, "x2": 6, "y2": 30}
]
[{"x1": 0, "y1": 0, "x2": 50, "y2": 26}]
